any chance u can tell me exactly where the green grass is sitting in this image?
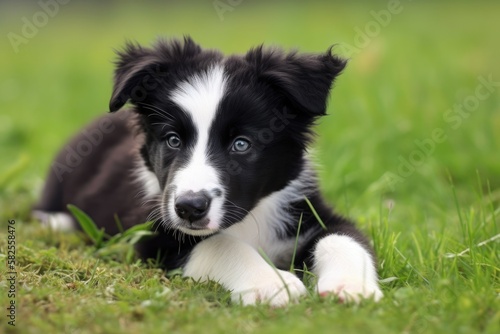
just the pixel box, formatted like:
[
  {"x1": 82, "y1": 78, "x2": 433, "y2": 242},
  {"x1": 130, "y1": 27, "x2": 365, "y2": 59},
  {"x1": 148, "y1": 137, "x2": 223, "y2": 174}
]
[{"x1": 0, "y1": 1, "x2": 499, "y2": 333}]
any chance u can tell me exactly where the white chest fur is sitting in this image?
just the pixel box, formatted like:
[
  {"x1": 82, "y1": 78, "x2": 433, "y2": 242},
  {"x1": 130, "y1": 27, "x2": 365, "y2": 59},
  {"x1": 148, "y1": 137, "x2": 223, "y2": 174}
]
[{"x1": 222, "y1": 166, "x2": 316, "y2": 269}]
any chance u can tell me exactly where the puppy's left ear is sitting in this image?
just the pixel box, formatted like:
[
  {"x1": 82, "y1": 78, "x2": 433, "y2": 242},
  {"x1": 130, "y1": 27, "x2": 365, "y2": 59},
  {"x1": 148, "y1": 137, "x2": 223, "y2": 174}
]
[{"x1": 249, "y1": 47, "x2": 347, "y2": 116}]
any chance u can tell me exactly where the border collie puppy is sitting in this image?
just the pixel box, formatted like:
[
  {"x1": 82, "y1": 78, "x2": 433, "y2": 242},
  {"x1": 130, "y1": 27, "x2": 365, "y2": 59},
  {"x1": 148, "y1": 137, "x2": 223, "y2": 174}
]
[{"x1": 34, "y1": 37, "x2": 383, "y2": 306}]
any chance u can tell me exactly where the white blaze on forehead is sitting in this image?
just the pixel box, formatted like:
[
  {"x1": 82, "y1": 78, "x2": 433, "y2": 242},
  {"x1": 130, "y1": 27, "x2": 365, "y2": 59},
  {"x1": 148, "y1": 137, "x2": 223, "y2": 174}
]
[
  {"x1": 168, "y1": 65, "x2": 226, "y2": 231},
  {"x1": 170, "y1": 65, "x2": 226, "y2": 191},
  {"x1": 170, "y1": 65, "x2": 226, "y2": 126}
]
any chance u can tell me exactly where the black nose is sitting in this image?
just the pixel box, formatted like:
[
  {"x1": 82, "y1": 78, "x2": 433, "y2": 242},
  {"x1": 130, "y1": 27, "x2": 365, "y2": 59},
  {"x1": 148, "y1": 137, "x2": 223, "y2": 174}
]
[{"x1": 174, "y1": 191, "x2": 211, "y2": 222}]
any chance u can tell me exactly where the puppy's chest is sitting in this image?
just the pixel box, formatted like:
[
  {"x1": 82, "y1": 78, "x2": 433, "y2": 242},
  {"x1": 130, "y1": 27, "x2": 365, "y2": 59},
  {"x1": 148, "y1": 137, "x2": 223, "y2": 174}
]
[{"x1": 222, "y1": 212, "x2": 303, "y2": 269}]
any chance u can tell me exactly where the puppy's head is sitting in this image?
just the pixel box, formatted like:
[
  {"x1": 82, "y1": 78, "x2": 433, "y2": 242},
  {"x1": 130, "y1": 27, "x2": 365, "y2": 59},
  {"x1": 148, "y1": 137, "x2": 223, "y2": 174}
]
[{"x1": 109, "y1": 36, "x2": 346, "y2": 236}]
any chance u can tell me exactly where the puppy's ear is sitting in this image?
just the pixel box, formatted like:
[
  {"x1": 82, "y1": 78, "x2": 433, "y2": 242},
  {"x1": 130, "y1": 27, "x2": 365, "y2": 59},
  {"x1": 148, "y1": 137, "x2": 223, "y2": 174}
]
[
  {"x1": 109, "y1": 37, "x2": 203, "y2": 112},
  {"x1": 246, "y1": 46, "x2": 347, "y2": 116},
  {"x1": 109, "y1": 42, "x2": 157, "y2": 112}
]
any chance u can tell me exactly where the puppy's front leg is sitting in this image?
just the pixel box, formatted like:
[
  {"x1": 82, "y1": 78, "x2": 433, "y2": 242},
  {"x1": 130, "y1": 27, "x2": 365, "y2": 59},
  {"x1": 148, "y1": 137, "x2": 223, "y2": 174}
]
[
  {"x1": 313, "y1": 234, "x2": 383, "y2": 303},
  {"x1": 183, "y1": 234, "x2": 306, "y2": 306}
]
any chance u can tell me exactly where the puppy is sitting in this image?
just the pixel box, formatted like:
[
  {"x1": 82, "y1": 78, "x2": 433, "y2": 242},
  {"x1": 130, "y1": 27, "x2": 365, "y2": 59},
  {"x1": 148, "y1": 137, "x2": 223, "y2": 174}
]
[{"x1": 34, "y1": 37, "x2": 383, "y2": 306}]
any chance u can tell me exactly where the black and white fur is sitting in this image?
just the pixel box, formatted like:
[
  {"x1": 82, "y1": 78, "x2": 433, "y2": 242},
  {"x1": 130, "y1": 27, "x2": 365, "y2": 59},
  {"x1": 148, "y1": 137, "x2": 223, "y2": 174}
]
[{"x1": 34, "y1": 37, "x2": 382, "y2": 306}]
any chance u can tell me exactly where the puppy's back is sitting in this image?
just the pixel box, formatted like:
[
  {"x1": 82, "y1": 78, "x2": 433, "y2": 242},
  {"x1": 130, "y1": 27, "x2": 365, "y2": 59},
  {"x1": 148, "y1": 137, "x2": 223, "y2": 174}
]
[{"x1": 33, "y1": 110, "x2": 151, "y2": 234}]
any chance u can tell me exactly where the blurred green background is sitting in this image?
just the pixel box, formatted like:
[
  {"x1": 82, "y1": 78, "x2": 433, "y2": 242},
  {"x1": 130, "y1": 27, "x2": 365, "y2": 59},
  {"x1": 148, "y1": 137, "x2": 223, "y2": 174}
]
[
  {"x1": 0, "y1": 0, "x2": 499, "y2": 223},
  {"x1": 0, "y1": 2, "x2": 499, "y2": 333}
]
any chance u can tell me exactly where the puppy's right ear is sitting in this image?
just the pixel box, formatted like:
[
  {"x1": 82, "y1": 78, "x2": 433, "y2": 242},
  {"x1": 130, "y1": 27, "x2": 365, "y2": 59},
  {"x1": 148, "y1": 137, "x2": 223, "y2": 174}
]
[
  {"x1": 109, "y1": 37, "x2": 204, "y2": 112},
  {"x1": 109, "y1": 42, "x2": 161, "y2": 112}
]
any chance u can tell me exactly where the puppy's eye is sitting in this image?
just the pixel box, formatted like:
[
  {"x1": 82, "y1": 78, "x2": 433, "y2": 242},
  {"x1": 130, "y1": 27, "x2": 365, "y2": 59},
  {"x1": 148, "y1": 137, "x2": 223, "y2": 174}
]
[
  {"x1": 166, "y1": 133, "x2": 181, "y2": 149},
  {"x1": 231, "y1": 138, "x2": 251, "y2": 153}
]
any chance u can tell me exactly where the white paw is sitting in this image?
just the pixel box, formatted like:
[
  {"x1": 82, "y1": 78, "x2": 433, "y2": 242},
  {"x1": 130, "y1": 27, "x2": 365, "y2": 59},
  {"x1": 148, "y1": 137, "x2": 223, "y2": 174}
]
[
  {"x1": 317, "y1": 277, "x2": 383, "y2": 303},
  {"x1": 33, "y1": 210, "x2": 76, "y2": 232},
  {"x1": 232, "y1": 269, "x2": 307, "y2": 307}
]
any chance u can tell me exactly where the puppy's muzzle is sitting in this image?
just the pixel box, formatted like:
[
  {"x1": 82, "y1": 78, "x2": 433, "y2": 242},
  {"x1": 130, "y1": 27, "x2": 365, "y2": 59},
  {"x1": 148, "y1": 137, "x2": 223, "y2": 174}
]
[{"x1": 174, "y1": 191, "x2": 211, "y2": 225}]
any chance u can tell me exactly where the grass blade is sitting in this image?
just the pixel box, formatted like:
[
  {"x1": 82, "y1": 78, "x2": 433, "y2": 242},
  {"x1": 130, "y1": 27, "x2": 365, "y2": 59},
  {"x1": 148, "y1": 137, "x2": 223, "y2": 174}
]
[
  {"x1": 304, "y1": 196, "x2": 327, "y2": 230},
  {"x1": 289, "y1": 212, "x2": 303, "y2": 273},
  {"x1": 67, "y1": 204, "x2": 103, "y2": 247}
]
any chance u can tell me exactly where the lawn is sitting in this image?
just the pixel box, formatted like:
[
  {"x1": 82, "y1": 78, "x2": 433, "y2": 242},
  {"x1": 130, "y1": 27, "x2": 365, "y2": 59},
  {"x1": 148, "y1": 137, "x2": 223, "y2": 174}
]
[{"x1": 0, "y1": 0, "x2": 499, "y2": 333}]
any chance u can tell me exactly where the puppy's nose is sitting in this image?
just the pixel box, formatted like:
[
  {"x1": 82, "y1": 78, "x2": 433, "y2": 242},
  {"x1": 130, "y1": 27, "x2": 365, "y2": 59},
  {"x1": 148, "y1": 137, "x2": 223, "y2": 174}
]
[{"x1": 174, "y1": 191, "x2": 211, "y2": 222}]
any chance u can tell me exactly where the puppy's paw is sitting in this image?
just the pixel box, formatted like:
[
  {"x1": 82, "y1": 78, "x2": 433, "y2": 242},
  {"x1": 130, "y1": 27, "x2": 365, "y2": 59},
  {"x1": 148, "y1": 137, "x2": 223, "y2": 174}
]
[
  {"x1": 232, "y1": 270, "x2": 307, "y2": 307},
  {"x1": 317, "y1": 277, "x2": 383, "y2": 303}
]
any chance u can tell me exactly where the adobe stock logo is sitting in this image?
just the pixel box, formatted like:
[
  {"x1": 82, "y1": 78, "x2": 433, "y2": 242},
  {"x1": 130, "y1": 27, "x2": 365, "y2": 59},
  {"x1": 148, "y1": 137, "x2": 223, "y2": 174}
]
[
  {"x1": 51, "y1": 115, "x2": 118, "y2": 182},
  {"x1": 383, "y1": 74, "x2": 499, "y2": 191},
  {"x1": 338, "y1": 0, "x2": 412, "y2": 58},
  {"x1": 213, "y1": 0, "x2": 244, "y2": 21},
  {"x1": 7, "y1": 0, "x2": 71, "y2": 54}
]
